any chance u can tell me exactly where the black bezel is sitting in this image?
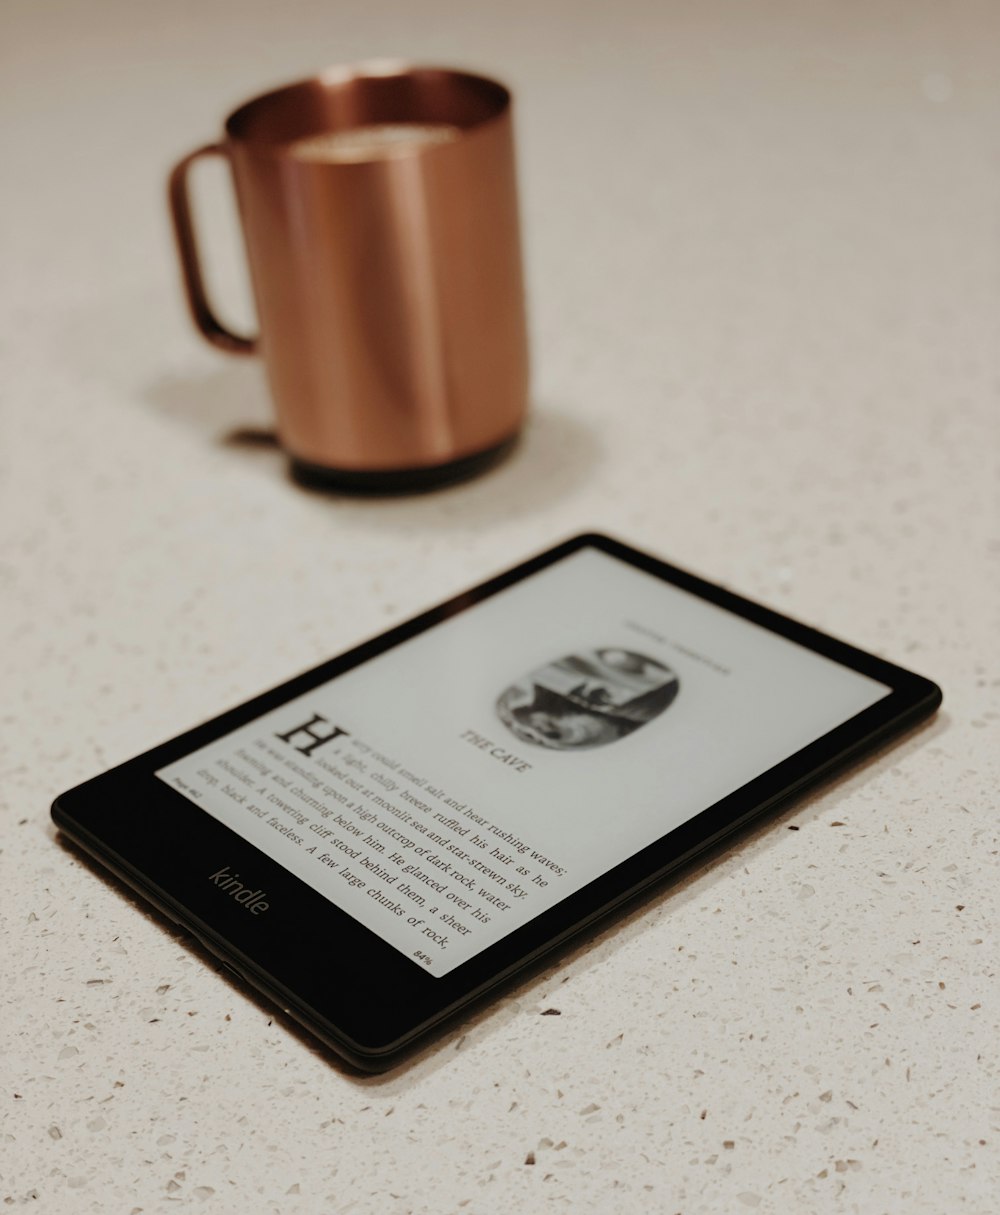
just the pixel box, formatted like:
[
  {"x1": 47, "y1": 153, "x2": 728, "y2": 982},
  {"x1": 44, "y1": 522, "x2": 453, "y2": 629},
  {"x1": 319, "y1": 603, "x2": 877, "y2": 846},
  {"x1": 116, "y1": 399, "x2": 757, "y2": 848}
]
[{"x1": 52, "y1": 533, "x2": 941, "y2": 1071}]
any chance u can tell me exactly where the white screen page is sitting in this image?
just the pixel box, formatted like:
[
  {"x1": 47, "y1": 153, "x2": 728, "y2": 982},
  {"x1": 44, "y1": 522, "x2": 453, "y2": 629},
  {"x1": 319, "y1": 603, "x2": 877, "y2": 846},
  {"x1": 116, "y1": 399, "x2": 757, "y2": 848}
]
[{"x1": 157, "y1": 547, "x2": 889, "y2": 976}]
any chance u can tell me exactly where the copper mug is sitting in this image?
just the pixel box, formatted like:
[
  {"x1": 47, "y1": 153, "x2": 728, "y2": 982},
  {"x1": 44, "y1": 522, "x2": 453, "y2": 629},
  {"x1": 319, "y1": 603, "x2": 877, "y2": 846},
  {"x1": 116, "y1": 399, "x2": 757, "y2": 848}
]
[{"x1": 168, "y1": 62, "x2": 529, "y2": 491}]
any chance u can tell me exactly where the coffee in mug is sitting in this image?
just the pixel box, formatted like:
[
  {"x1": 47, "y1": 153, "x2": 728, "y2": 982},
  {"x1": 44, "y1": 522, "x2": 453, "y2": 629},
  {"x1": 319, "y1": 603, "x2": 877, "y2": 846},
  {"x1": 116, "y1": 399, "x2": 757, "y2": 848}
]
[{"x1": 288, "y1": 123, "x2": 461, "y2": 162}]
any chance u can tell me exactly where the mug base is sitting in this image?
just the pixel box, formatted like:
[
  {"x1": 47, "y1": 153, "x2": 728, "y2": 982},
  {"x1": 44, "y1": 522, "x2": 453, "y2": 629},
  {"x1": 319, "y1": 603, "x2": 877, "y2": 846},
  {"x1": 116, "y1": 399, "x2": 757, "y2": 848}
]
[{"x1": 289, "y1": 434, "x2": 519, "y2": 495}]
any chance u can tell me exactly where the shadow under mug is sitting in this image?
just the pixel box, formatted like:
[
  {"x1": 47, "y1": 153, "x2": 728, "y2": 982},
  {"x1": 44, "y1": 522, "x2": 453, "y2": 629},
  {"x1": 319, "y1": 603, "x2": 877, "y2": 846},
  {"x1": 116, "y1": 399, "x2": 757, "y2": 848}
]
[{"x1": 168, "y1": 62, "x2": 529, "y2": 492}]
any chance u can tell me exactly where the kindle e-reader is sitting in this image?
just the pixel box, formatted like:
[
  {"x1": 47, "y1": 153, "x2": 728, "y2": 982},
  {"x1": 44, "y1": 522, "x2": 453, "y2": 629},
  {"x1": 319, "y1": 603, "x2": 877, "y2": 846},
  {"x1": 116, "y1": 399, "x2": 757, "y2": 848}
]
[{"x1": 52, "y1": 534, "x2": 941, "y2": 1070}]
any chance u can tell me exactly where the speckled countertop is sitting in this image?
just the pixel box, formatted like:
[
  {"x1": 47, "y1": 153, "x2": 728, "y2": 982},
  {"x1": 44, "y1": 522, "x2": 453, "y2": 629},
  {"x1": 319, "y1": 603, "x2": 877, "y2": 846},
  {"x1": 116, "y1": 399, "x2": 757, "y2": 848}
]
[{"x1": 2, "y1": 1, "x2": 998, "y2": 1211}]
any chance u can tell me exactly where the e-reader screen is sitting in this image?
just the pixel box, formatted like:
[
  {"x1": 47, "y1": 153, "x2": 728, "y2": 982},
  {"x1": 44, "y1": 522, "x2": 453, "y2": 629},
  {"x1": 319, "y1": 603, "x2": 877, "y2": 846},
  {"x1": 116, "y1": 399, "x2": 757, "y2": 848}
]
[{"x1": 155, "y1": 545, "x2": 891, "y2": 978}]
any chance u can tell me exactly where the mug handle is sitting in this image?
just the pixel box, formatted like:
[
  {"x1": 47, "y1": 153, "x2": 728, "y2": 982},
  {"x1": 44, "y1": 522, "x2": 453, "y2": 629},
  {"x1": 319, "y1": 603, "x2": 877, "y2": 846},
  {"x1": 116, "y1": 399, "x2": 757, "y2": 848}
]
[{"x1": 168, "y1": 143, "x2": 258, "y2": 355}]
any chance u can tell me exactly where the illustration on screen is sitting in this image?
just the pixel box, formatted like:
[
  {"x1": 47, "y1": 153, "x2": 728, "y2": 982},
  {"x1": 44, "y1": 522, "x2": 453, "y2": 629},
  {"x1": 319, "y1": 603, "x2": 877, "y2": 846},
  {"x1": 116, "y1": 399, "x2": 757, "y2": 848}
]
[{"x1": 495, "y1": 648, "x2": 680, "y2": 750}]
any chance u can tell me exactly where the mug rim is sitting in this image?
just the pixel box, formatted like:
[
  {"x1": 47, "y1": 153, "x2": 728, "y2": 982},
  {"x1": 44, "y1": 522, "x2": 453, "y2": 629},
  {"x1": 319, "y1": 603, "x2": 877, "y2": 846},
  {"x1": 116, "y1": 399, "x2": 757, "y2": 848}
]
[{"x1": 224, "y1": 61, "x2": 511, "y2": 147}]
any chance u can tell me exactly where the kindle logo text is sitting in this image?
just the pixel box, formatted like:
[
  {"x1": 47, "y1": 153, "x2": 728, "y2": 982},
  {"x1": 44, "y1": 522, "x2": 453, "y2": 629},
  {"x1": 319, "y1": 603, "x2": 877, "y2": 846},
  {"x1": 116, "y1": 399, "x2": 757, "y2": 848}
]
[{"x1": 209, "y1": 866, "x2": 270, "y2": 915}]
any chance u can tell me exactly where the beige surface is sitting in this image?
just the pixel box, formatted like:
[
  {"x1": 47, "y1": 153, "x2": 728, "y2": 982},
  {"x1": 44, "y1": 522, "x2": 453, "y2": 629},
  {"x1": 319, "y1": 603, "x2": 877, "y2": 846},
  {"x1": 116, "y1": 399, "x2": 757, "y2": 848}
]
[{"x1": 2, "y1": 1, "x2": 998, "y2": 1211}]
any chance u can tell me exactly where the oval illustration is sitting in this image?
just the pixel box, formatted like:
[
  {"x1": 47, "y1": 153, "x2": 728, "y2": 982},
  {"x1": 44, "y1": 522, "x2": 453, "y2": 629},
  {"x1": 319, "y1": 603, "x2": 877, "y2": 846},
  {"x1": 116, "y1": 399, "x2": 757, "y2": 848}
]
[{"x1": 495, "y1": 648, "x2": 679, "y2": 751}]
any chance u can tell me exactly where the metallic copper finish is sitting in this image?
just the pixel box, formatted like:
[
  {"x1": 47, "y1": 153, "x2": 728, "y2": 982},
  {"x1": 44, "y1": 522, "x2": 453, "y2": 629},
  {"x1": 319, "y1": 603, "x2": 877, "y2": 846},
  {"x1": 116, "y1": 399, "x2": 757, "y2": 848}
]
[{"x1": 168, "y1": 63, "x2": 529, "y2": 476}]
